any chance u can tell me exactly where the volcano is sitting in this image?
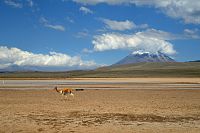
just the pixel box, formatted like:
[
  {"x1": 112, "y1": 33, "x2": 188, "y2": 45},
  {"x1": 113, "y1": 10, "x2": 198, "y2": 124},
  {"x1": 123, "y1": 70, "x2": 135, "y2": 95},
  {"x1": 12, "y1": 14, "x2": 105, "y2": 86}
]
[{"x1": 114, "y1": 51, "x2": 175, "y2": 66}]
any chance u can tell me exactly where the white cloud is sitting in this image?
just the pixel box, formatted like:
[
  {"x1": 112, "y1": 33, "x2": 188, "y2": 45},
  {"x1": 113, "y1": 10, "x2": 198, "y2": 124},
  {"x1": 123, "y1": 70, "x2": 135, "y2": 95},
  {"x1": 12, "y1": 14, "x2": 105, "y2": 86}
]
[
  {"x1": 40, "y1": 17, "x2": 65, "y2": 31},
  {"x1": 4, "y1": 0, "x2": 35, "y2": 8},
  {"x1": 92, "y1": 29, "x2": 176, "y2": 55},
  {"x1": 44, "y1": 24, "x2": 65, "y2": 31},
  {"x1": 138, "y1": 24, "x2": 149, "y2": 29},
  {"x1": 184, "y1": 29, "x2": 196, "y2": 34},
  {"x1": 66, "y1": 17, "x2": 74, "y2": 23},
  {"x1": 27, "y1": 0, "x2": 34, "y2": 7},
  {"x1": 0, "y1": 46, "x2": 97, "y2": 69},
  {"x1": 102, "y1": 19, "x2": 135, "y2": 31},
  {"x1": 40, "y1": 17, "x2": 48, "y2": 23},
  {"x1": 134, "y1": 0, "x2": 200, "y2": 24},
  {"x1": 74, "y1": 0, "x2": 200, "y2": 24},
  {"x1": 139, "y1": 29, "x2": 179, "y2": 40},
  {"x1": 4, "y1": 0, "x2": 23, "y2": 8},
  {"x1": 82, "y1": 48, "x2": 93, "y2": 53},
  {"x1": 73, "y1": 0, "x2": 128, "y2": 5},
  {"x1": 101, "y1": 18, "x2": 148, "y2": 31},
  {"x1": 184, "y1": 28, "x2": 200, "y2": 39},
  {"x1": 79, "y1": 6, "x2": 93, "y2": 14},
  {"x1": 75, "y1": 29, "x2": 89, "y2": 38},
  {"x1": 141, "y1": 28, "x2": 199, "y2": 40}
]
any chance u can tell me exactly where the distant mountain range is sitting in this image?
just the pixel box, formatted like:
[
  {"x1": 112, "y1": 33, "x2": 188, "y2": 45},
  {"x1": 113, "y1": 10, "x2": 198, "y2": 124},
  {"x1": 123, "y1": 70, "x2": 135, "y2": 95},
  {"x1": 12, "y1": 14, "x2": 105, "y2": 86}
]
[
  {"x1": 114, "y1": 51, "x2": 175, "y2": 66},
  {"x1": 189, "y1": 60, "x2": 200, "y2": 62},
  {"x1": 1, "y1": 62, "x2": 200, "y2": 78},
  {"x1": 1, "y1": 50, "x2": 199, "y2": 72},
  {"x1": 0, "y1": 65, "x2": 89, "y2": 72},
  {"x1": 0, "y1": 65, "x2": 37, "y2": 72}
]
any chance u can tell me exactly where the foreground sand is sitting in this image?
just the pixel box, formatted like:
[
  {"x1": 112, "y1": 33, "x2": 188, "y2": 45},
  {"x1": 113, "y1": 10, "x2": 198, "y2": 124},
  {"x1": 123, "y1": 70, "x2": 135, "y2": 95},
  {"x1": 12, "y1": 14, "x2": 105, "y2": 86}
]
[{"x1": 0, "y1": 78, "x2": 200, "y2": 133}]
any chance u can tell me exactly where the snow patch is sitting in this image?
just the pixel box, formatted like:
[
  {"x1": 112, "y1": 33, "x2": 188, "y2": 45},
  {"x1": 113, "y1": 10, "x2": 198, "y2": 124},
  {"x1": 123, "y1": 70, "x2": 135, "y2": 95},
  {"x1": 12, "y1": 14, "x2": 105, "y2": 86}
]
[{"x1": 132, "y1": 50, "x2": 150, "y2": 55}]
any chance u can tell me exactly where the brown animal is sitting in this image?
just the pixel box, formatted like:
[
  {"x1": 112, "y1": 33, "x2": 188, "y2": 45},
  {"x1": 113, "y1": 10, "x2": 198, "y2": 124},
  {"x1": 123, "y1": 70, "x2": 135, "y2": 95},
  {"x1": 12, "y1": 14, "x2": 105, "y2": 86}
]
[{"x1": 54, "y1": 86, "x2": 74, "y2": 97}]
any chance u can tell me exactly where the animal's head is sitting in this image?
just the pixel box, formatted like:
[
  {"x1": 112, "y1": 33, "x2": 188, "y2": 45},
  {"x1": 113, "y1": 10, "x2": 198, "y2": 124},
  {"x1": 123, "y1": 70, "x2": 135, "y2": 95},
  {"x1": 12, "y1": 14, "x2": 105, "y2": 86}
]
[{"x1": 54, "y1": 86, "x2": 57, "y2": 90}]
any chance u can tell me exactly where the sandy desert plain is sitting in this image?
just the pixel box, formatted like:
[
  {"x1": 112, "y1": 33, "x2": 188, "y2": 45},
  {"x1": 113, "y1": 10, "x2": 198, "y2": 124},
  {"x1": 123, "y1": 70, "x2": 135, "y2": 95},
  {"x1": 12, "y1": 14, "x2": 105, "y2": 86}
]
[{"x1": 1, "y1": 78, "x2": 200, "y2": 133}]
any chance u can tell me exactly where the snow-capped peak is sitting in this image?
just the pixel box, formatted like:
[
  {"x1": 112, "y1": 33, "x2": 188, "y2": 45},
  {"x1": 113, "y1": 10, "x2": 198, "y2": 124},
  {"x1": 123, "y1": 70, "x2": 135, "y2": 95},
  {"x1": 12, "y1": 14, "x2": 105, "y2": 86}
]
[
  {"x1": 114, "y1": 50, "x2": 175, "y2": 66},
  {"x1": 132, "y1": 50, "x2": 150, "y2": 55}
]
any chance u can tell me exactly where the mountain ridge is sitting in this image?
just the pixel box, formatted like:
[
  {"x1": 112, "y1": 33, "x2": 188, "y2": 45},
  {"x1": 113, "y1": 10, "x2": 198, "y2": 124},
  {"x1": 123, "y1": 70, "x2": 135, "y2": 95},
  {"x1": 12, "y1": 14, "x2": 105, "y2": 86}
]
[{"x1": 1, "y1": 62, "x2": 200, "y2": 78}]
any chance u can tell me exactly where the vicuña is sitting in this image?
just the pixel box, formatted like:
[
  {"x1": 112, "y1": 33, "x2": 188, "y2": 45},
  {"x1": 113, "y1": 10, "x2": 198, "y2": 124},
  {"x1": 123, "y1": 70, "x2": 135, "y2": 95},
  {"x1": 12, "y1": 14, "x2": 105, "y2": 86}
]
[{"x1": 54, "y1": 86, "x2": 74, "y2": 97}]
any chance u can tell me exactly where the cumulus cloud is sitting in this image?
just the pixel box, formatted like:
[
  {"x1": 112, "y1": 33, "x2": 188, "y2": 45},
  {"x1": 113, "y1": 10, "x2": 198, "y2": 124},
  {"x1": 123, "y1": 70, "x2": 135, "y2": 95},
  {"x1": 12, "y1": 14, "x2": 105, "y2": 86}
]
[
  {"x1": 40, "y1": 17, "x2": 65, "y2": 32},
  {"x1": 0, "y1": 46, "x2": 97, "y2": 69},
  {"x1": 74, "y1": 0, "x2": 200, "y2": 24},
  {"x1": 101, "y1": 19, "x2": 148, "y2": 31},
  {"x1": 139, "y1": 29, "x2": 180, "y2": 40},
  {"x1": 92, "y1": 29, "x2": 176, "y2": 55},
  {"x1": 4, "y1": 0, "x2": 23, "y2": 8},
  {"x1": 134, "y1": 0, "x2": 200, "y2": 24},
  {"x1": 79, "y1": 6, "x2": 93, "y2": 14}
]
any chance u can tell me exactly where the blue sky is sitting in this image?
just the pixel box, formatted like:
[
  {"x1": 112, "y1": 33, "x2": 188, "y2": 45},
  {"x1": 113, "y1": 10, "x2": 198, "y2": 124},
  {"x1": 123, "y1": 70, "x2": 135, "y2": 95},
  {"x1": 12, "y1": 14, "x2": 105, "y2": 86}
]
[{"x1": 0, "y1": 0, "x2": 200, "y2": 70}]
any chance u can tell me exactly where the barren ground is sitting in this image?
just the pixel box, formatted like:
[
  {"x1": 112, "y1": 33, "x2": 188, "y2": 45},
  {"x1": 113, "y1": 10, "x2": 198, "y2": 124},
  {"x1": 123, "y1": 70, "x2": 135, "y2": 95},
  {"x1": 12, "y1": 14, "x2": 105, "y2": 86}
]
[{"x1": 0, "y1": 78, "x2": 200, "y2": 133}]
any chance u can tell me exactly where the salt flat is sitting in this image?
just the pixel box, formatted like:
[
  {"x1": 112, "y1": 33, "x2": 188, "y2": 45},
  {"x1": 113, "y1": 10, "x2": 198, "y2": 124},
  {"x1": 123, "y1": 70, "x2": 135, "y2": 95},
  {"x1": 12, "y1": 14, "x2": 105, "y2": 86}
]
[{"x1": 1, "y1": 78, "x2": 200, "y2": 90}]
